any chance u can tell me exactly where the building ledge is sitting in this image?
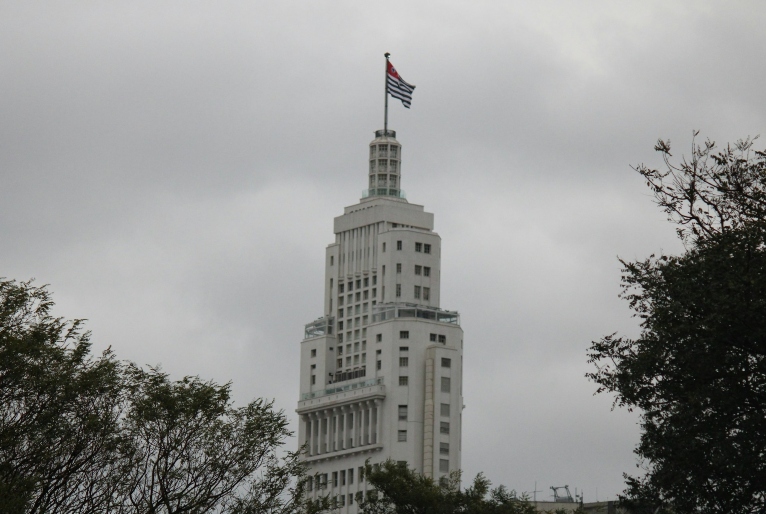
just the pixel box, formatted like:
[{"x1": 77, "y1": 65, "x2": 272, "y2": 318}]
[
  {"x1": 297, "y1": 383, "x2": 385, "y2": 411},
  {"x1": 303, "y1": 443, "x2": 383, "y2": 463}
]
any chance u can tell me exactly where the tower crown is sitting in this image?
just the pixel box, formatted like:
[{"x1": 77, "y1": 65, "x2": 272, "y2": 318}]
[{"x1": 364, "y1": 129, "x2": 405, "y2": 200}]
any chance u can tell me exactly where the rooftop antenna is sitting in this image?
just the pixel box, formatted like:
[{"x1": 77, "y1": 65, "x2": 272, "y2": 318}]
[
  {"x1": 383, "y1": 52, "x2": 391, "y2": 136},
  {"x1": 532, "y1": 481, "x2": 542, "y2": 502}
]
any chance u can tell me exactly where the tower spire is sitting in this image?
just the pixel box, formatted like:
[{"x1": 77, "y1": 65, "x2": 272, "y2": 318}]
[{"x1": 384, "y1": 53, "x2": 390, "y2": 137}]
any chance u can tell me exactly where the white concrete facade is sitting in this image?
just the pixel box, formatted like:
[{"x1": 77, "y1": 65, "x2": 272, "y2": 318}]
[{"x1": 297, "y1": 129, "x2": 464, "y2": 511}]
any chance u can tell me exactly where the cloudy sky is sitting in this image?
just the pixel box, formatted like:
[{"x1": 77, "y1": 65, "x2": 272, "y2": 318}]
[{"x1": 2, "y1": 0, "x2": 765, "y2": 502}]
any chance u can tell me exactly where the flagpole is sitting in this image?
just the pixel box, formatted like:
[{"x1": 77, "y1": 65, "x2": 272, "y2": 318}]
[{"x1": 384, "y1": 52, "x2": 390, "y2": 136}]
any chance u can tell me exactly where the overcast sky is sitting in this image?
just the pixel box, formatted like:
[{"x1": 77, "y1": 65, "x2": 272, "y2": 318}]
[{"x1": 2, "y1": 0, "x2": 765, "y2": 502}]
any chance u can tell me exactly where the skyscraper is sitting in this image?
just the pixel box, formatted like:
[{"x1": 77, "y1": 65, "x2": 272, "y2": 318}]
[{"x1": 297, "y1": 128, "x2": 463, "y2": 510}]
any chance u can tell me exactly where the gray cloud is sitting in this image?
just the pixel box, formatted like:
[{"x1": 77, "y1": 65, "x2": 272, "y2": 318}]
[{"x1": 2, "y1": 0, "x2": 764, "y2": 501}]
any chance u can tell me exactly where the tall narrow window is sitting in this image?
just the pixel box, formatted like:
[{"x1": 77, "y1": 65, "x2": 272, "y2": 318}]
[
  {"x1": 440, "y1": 421, "x2": 450, "y2": 434},
  {"x1": 440, "y1": 442, "x2": 450, "y2": 455},
  {"x1": 415, "y1": 242, "x2": 422, "y2": 252},
  {"x1": 423, "y1": 287, "x2": 430, "y2": 301},
  {"x1": 441, "y1": 377, "x2": 451, "y2": 392},
  {"x1": 396, "y1": 284, "x2": 401, "y2": 297},
  {"x1": 424, "y1": 266, "x2": 431, "y2": 277},
  {"x1": 399, "y1": 357, "x2": 409, "y2": 367},
  {"x1": 440, "y1": 403, "x2": 450, "y2": 416},
  {"x1": 398, "y1": 430, "x2": 407, "y2": 442},
  {"x1": 399, "y1": 376, "x2": 409, "y2": 386},
  {"x1": 424, "y1": 244, "x2": 432, "y2": 254},
  {"x1": 396, "y1": 263, "x2": 402, "y2": 273},
  {"x1": 415, "y1": 265, "x2": 422, "y2": 275},
  {"x1": 396, "y1": 240, "x2": 402, "y2": 250},
  {"x1": 439, "y1": 459, "x2": 449, "y2": 473},
  {"x1": 398, "y1": 405, "x2": 408, "y2": 420},
  {"x1": 382, "y1": 242, "x2": 386, "y2": 252},
  {"x1": 414, "y1": 286, "x2": 421, "y2": 299}
]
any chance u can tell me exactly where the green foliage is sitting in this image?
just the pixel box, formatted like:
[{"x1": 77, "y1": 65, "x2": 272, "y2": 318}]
[
  {"x1": 0, "y1": 278, "x2": 319, "y2": 514},
  {"x1": 360, "y1": 460, "x2": 536, "y2": 514},
  {"x1": 587, "y1": 136, "x2": 766, "y2": 513}
]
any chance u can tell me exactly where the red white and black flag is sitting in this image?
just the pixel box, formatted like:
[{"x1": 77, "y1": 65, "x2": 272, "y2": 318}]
[{"x1": 387, "y1": 61, "x2": 415, "y2": 108}]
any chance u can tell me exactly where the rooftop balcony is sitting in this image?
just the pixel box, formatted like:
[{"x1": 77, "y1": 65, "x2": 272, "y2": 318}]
[
  {"x1": 304, "y1": 316, "x2": 334, "y2": 340},
  {"x1": 300, "y1": 377, "x2": 384, "y2": 401},
  {"x1": 372, "y1": 302, "x2": 460, "y2": 325}
]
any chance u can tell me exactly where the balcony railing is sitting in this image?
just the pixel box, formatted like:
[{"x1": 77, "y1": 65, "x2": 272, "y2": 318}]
[
  {"x1": 304, "y1": 316, "x2": 335, "y2": 339},
  {"x1": 371, "y1": 303, "x2": 460, "y2": 325},
  {"x1": 301, "y1": 377, "x2": 383, "y2": 400}
]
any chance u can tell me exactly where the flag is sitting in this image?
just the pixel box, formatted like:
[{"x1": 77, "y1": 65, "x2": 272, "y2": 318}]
[{"x1": 387, "y1": 61, "x2": 415, "y2": 108}]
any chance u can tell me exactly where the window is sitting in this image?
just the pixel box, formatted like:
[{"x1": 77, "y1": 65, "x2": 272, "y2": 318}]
[
  {"x1": 339, "y1": 283, "x2": 344, "y2": 293},
  {"x1": 354, "y1": 355, "x2": 359, "y2": 365},
  {"x1": 311, "y1": 364, "x2": 316, "y2": 370},
  {"x1": 424, "y1": 266, "x2": 431, "y2": 276},
  {"x1": 399, "y1": 346, "x2": 409, "y2": 352},
  {"x1": 423, "y1": 287, "x2": 430, "y2": 301},
  {"x1": 439, "y1": 335, "x2": 446, "y2": 344},
  {"x1": 348, "y1": 281, "x2": 353, "y2": 291},
  {"x1": 398, "y1": 430, "x2": 407, "y2": 442},
  {"x1": 332, "y1": 471, "x2": 338, "y2": 487},
  {"x1": 377, "y1": 349, "x2": 382, "y2": 354},
  {"x1": 341, "y1": 470, "x2": 346, "y2": 485},
  {"x1": 349, "y1": 468, "x2": 354, "y2": 484},
  {"x1": 441, "y1": 403, "x2": 450, "y2": 416},
  {"x1": 338, "y1": 308, "x2": 344, "y2": 318},
  {"x1": 376, "y1": 334, "x2": 382, "y2": 342},
  {"x1": 338, "y1": 321, "x2": 344, "y2": 330},
  {"x1": 440, "y1": 442, "x2": 450, "y2": 455},
  {"x1": 348, "y1": 494, "x2": 353, "y2": 505},
  {"x1": 440, "y1": 421, "x2": 450, "y2": 434},
  {"x1": 399, "y1": 376, "x2": 409, "y2": 386},
  {"x1": 372, "y1": 288, "x2": 376, "y2": 297},
  {"x1": 331, "y1": 256, "x2": 334, "y2": 266},
  {"x1": 337, "y1": 358, "x2": 342, "y2": 368},
  {"x1": 400, "y1": 331, "x2": 409, "y2": 339},
  {"x1": 382, "y1": 242, "x2": 386, "y2": 252},
  {"x1": 338, "y1": 297, "x2": 344, "y2": 306},
  {"x1": 354, "y1": 342, "x2": 360, "y2": 352},
  {"x1": 356, "y1": 292, "x2": 361, "y2": 302},
  {"x1": 311, "y1": 349, "x2": 316, "y2": 357},
  {"x1": 359, "y1": 466, "x2": 365, "y2": 481},
  {"x1": 339, "y1": 495, "x2": 345, "y2": 506},
  {"x1": 439, "y1": 459, "x2": 449, "y2": 473},
  {"x1": 373, "y1": 275, "x2": 377, "y2": 285},
  {"x1": 424, "y1": 244, "x2": 431, "y2": 254},
  {"x1": 398, "y1": 405, "x2": 408, "y2": 420},
  {"x1": 362, "y1": 341, "x2": 367, "y2": 350},
  {"x1": 430, "y1": 333, "x2": 437, "y2": 342},
  {"x1": 338, "y1": 333, "x2": 343, "y2": 343},
  {"x1": 396, "y1": 284, "x2": 401, "y2": 297},
  {"x1": 363, "y1": 290, "x2": 369, "y2": 300},
  {"x1": 415, "y1": 242, "x2": 422, "y2": 252},
  {"x1": 346, "y1": 356, "x2": 351, "y2": 366},
  {"x1": 396, "y1": 263, "x2": 402, "y2": 273},
  {"x1": 377, "y1": 360, "x2": 381, "y2": 370},
  {"x1": 356, "y1": 279, "x2": 361, "y2": 289},
  {"x1": 415, "y1": 265, "x2": 422, "y2": 275},
  {"x1": 399, "y1": 357, "x2": 409, "y2": 367},
  {"x1": 414, "y1": 286, "x2": 421, "y2": 299},
  {"x1": 364, "y1": 277, "x2": 369, "y2": 287},
  {"x1": 311, "y1": 375, "x2": 316, "y2": 385},
  {"x1": 441, "y1": 358, "x2": 451, "y2": 368},
  {"x1": 396, "y1": 240, "x2": 402, "y2": 250},
  {"x1": 441, "y1": 377, "x2": 451, "y2": 392},
  {"x1": 362, "y1": 353, "x2": 366, "y2": 363}
]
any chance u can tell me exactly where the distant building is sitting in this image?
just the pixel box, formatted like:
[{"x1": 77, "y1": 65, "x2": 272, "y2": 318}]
[{"x1": 296, "y1": 128, "x2": 464, "y2": 511}]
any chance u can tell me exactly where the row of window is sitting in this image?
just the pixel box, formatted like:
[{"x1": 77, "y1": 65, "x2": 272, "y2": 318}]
[
  {"x1": 397, "y1": 375, "x2": 452, "y2": 392},
  {"x1": 370, "y1": 144, "x2": 399, "y2": 158},
  {"x1": 383, "y1": 240, "x2": 432, "y2": 254},
  {"x1": 400, "y1": 331, "x2": 447, "y2": 344},
  {"x1": 338, "y1": 276, "x2": 376, "y2": 293},
  {"x1": 395, "y1": 263, "x2": 431, "y2": 276}
]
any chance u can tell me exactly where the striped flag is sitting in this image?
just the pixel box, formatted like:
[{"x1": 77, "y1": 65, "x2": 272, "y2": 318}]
[{"x1": 387, "y1": 61, "x2": 415, "y2": 108}]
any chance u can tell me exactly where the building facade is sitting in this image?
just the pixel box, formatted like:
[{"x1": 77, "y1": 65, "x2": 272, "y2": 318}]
[{"x1": 297, "y1": 129, "x2": 464, "y2": 510}]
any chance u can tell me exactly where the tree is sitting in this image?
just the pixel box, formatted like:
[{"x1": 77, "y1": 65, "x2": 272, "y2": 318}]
[
  {"x1": 117, "y1": 366, "x2": 315, "y2": 514},
  {"x1": 359, "y1": 460, "x2": 536, "y2": 514},
  {"x1": 587, "y1": 135, "x2": 766, "y2": 513},
  {"x1": 0, "y1": 279, "x2": 321, "y2": 514},
  {"x1": 0, "y1": 279, "x2": 125, "y2": 514}
]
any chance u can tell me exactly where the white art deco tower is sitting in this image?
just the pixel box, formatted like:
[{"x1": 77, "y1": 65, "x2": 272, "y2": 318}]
[{"x1": 297, "y1": 128, "x2": 464, "y2": 510}]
